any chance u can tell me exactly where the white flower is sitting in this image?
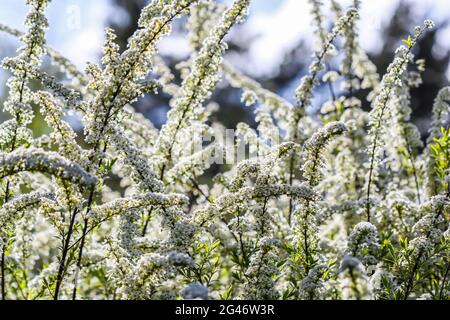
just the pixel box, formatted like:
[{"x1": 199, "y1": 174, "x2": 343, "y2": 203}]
[
  {"x1": 424, "y1": 19, "x2": 435, "y2": 29},
  {"x1": 303, "y1": 121, "x2": 348, "y2": 187},
  {"x1": 182, "y1": 283, "x2": 210, "y2": 300},
  {"x1": 0, "y1": 148, "x2": 97, "y2": 187},
  {"x1": 347, "y1": 222, "x2": 380, "y2": 267}
]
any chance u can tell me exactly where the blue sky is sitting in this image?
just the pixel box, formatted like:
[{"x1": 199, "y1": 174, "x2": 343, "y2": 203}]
[
  {"x1": 0, "y1": 0, "x2": 283, "y2": 65},
  {"x1": 0, "y1": 0, "x2": 110, "y2": 66}
]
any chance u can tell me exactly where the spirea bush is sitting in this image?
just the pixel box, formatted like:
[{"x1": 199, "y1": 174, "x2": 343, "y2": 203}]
[{"x1": 0, "y1": 0, "x2": 448, "y2": 300}]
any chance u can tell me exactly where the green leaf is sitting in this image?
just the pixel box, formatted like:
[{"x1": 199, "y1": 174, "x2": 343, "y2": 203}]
[
  {"x1": 402, "y1": 35, "x2": 412, "y2": 48},
  {"x1": 211, "y1": 240, "x2": 221, "y2": 251}
]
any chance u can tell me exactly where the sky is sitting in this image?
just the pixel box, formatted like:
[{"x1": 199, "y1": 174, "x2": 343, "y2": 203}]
[
  {"x1": 0, "y1": 0, "x2": 449, "y2": 79},
  {"x1": 225, "y1": 0, "x2": 450, "y2": 77},
  {"x1": 0, "y1": 0, "x2": 110, "y2": 67}
]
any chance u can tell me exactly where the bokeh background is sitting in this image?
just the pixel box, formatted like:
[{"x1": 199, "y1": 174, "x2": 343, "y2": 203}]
[{"x1": 0, "y1": 0, "x2": 449, "y2": 138}]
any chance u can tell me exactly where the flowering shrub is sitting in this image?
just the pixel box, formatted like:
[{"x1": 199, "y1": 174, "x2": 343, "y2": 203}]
[{"x1": 0, "y1": 0, "x2": 449, "y2": 300}]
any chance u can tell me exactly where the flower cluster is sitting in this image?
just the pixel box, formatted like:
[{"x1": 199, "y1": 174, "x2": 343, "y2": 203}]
[
  {"x1": 155, "y1": 0, "x2": 250, "y2": 177},
  {"x1": 0, "y1": 0, "x2": 447, "y2": 301},
  {"x1": 365, "y1": 21, "x2": 432, "y2": 221}
]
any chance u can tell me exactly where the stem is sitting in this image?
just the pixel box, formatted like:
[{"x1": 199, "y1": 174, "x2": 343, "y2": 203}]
[
  {"x1": 439, "y1": 262, "x2": 450, "y2": 300},
  {"x1": 72, "y1": 217, "x2": 88, "y2": 300},
  {"x1": 327, "y1": 80, "x2": 336, "y2": 102},
  {"x1": 303, "y1": 200, "x2": 311, "y2": 274},
  {"x1": 402, "y1": 251, "x2": 423, "y2": 300},
  {"x1": 366, "y1": 134, "x2": 378, "y2": 222},
  {"x1": 365, "y1": 33, "x2": 423, "y2": 221},
  {"x1": 325, "y1": 63, "x2": 336, "y2": 102},
  {"x1": 141, "y1": 207, "x2": 153, "y2": 237},
  {"x1": 54, "y1": 208, "x2": 78, "y2": 300},
  {"x1": 236, "y1": 210, "x2": 249, "y2": 266},
  {"x1": 1, "y1": 245, "x2": 5, "y2": 300},
  {"x1": 0, "y1": 180, "x2": 11, "y2": 301},
  {"x1": 404, "y1": 134, "x2": 421, "y2": 204},
  {"x1": 258, "y1": 198, "x2": 268, "y2": 237},
  {"x1": 70, "y1": 176, "x2": 96, "y2": 300},
  {"x1": 366, "y1": 82, "x2": 398, "y2": 221},
  {"x1": 288, "y1": 157, "x2": 294, "y2": 226}
]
